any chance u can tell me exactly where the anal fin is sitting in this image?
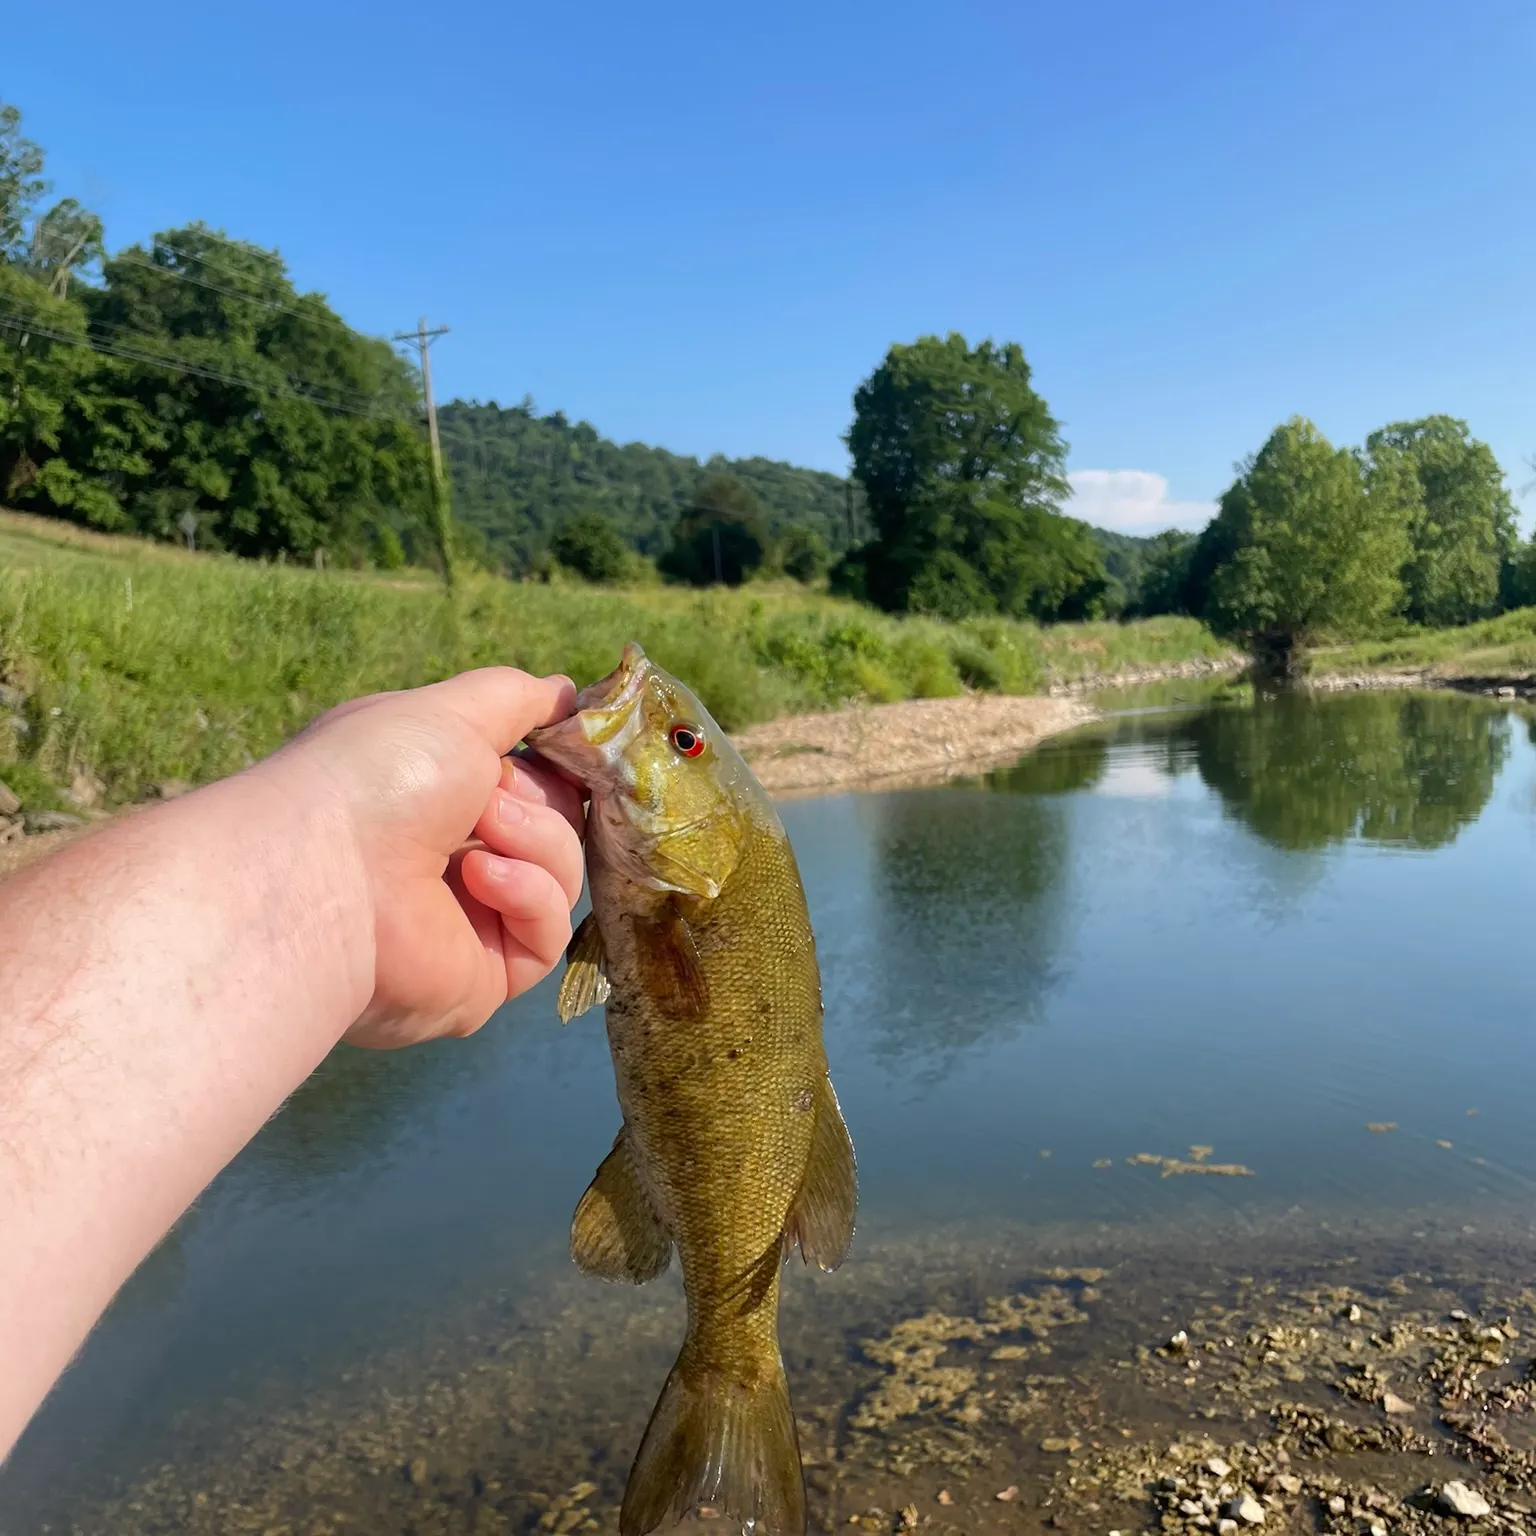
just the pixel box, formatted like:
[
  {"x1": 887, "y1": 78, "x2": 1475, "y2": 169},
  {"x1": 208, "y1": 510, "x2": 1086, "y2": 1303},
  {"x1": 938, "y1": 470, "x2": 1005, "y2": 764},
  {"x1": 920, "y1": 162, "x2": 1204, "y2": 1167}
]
[
  {"x1": 784, "y1": 1076, "x2": 857, "y2": 1271},
  {"x1": 571, "y1": 1129, "x2": 671, "y2": 1283},
  {"x1": 558, "y1": 911, "x2": 611, "y2": 1023}
]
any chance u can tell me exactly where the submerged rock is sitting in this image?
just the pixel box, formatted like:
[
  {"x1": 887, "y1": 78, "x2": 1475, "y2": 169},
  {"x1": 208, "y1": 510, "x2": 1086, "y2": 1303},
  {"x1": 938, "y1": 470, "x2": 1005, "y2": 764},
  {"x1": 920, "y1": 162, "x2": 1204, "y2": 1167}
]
[{"x1": 1438, "y1": 1482, "x2": 1491, "y2": 1519}]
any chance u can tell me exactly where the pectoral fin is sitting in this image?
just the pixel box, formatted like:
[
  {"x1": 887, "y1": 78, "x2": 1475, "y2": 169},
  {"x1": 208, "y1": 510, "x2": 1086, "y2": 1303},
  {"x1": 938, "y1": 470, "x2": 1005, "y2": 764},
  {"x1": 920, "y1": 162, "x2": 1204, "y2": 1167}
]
[
  {"x1": 557, "y1": 912, "x2": 611, "y2": 1023},
  {"x1": 784, "y1": 1076, "x2": 857, "y2": 1271},
  {"x1": 629, "y1": 906, "x2": 708, "y2": 1020},
  {"x1": 571, "y1": 1129, "x2": 671, "y2": 1283}
]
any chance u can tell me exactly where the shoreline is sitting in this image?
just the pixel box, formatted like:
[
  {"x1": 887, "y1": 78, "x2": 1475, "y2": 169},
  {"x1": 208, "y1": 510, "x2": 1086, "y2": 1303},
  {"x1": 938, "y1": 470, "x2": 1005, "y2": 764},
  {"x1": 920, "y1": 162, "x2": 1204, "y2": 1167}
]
[{"x1": 5, "y1": 656, "x2": 1530, "y2": 881}]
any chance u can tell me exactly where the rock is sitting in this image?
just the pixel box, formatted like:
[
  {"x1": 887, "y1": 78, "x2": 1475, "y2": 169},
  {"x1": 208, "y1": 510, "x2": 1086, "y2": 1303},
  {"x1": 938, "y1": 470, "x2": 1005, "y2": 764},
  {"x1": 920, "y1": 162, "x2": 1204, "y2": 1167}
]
[
  {"x1": 1498, "y1": 686, "x2": 1516, "y2": 698},
  {"x1": 23, "y1": 810, "x2": 83, "y2": 833},
  {"x1": 0, "y1": 778, "x2": 18, "y2": 816},
  {"x1": 1227, "y1": 1495, "x2": 1265, "y2": 1526},
  {"x1": 1381, "y1": 1391, "x2": 1414, "y2": 1415},
  {"x1": 1276, "y1": 1476, "x2": 1302, "y2": 1496},
  {"x1": 1328, "y1": 1497, "x2": 1347, "y2": 1516},
  {"x1": 936, "y1": 1491, "x2": 952, "y2": 1506},
  {"x1": 1180, "y1": 1501, "x2": 1204, "y2": 1518},
  {"x1": 1346, "y1": 1304, "x2": 1363, "y2": 1323},
  {"x1": 407, "y1": 1456, "x2": 429, "y2": 1486},
  {"x1": 65, "y1": 768, "x2": 104, "y2": 809},
  {"x1": 1206, "y1": 1457, "x2": 1232, "y2": 1478},
  {"x1": 1218, "y1": 1522, "x2": 1238, "y2": 1535},
  {"x1": 1166, "y1": 1329, "x2": 1190, "y2": 1353},
  {"x1": 1450, "y1": 1308, "x2": 1470, "y2": 1321},
  {"x1": 0, "y1": 815, "x2": 22, "y2": 844},
  {"x1": 145, "y1": 778, "x2": 192, "y2": 801},
  {"x1": 1439, "y1": 1482, "x2": 1491, "y2": 1520},
  {"x1": 994, "y1": 1485, "x2": 1018, "y2": 1502},
  {"x1": 1040, "y1": 1436, "x2": 1081, "y2": 1454}
]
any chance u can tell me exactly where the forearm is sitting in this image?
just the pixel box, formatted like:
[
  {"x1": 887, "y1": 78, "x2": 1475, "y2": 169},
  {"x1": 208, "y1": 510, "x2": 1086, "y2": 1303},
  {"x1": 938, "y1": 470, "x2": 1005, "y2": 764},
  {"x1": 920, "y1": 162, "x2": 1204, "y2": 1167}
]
[{"x1": 0, "y1": 760, "x2": 373, "y2": 1457}]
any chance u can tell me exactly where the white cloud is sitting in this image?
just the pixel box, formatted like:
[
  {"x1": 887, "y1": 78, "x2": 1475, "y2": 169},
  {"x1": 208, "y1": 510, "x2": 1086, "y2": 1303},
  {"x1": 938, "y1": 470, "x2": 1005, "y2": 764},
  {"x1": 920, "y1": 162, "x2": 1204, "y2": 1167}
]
[
  {"x1": 1093, "y1": 760, "x2": 1174, "y2": 798},
  {"x1": 1066, "y1": 470, "x2": 1215, "y2": 536}
]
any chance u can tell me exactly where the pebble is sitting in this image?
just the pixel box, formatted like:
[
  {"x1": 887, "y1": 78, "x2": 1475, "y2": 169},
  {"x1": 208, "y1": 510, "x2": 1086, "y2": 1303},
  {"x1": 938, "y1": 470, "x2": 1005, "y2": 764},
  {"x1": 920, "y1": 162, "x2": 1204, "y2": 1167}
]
[
  {"x1": 1439, "y1": 1482, "x2": 1492, "y2": 1519},
  {"x1": 1346, "y1": 1304, "x2": 1363, "y2": 1323},
  {"x1": 1040, "y1": 1436, "x2": 1081, "y2": 1454},
  {"x1": 1328, "y1": 1497, "x2": 1347, "y2": 1516},
  {"x1": 1381, "y1": 1391, "x2": 1414, "y2": 1415},
  {"x1": 407, "y1": 1457, "x2": 428, "y2": 1486},
  {"x1": 1451, "y1": 1309, "x2": 1470, "y2": 1321},
  {"x1": 1228, "y1": 1494, "x2": 1265, "y2": 1526},
  {"x1": 1206, "y1": 1457, "x2": 1232, "y2": 1478},
  {"x1": 1275, "y1": 1476, "x2": 1302, "y2": 1495},
  {"x1": 1167, "y1": 1330, "x2": 1190, "y2": 1353},
  {"x1": 936, "y1": 1490, "x2": 952, "y2": 1506},
  {"x1": 995, "y1": 1486, "x2": 1018, "y2": 1502},
  {"x1": 1218, "y1": 1522, "x2": 1238, "y2": 1535},
  {"x1": 24, "y1": 810, "x2": 83, "y2": 833}
]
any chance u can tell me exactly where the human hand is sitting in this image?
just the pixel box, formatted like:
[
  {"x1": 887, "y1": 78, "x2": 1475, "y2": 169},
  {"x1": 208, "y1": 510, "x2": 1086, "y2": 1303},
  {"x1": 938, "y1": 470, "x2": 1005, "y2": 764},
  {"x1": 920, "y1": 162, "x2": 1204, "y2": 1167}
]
[{"x1": 273, "y1": 668, "x2": 585, "y2": 1049}]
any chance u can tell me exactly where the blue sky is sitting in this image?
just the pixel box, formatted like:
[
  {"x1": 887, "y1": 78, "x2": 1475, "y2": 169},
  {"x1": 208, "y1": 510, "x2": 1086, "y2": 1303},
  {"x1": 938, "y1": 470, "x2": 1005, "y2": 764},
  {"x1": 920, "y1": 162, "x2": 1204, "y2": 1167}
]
[{"x1": 8, "y1": 0, "x2": 1535, "y2": 532}]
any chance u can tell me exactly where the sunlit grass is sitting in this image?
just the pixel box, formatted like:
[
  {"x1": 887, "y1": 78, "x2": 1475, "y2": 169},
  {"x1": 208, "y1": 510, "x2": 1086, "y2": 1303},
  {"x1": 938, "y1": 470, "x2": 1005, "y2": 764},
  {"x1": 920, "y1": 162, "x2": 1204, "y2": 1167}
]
[{"x1": 0, "y1": 511, "x2": 1233, "y2": 807}]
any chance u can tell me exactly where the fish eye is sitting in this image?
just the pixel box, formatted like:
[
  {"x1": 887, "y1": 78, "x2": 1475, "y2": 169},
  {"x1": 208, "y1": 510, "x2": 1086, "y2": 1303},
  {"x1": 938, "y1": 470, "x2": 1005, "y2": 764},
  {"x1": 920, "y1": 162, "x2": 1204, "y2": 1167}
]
[{"x1": 669, "y1": 724, "x2": 705, "y2": 758}]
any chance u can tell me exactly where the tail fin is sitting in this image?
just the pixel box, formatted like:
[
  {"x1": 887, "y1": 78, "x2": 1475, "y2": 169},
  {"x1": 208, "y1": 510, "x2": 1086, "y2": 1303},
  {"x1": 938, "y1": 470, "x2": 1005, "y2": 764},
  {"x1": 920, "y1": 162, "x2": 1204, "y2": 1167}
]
[{"x1": 620, "y1": 1353, "x2": 805, "y2": 1536}]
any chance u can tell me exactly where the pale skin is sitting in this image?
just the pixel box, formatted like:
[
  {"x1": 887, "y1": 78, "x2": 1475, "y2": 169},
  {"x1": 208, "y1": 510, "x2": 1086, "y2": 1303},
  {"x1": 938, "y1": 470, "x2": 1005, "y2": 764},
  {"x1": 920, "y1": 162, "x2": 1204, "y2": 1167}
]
[{"x1": 0, "y1": 668, "x2": 586, "y2": 1463}]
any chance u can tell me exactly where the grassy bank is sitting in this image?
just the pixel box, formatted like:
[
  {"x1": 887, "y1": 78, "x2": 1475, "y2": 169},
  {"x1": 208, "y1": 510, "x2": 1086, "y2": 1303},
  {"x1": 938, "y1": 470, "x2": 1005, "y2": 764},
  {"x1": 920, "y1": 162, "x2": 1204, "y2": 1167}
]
[
  {"x1": 0, "y1": 511, "x2": 1233, "y2": 808},
  {"x1": 1311, "y1": 608, "x2": 1536, "y2": 682}
]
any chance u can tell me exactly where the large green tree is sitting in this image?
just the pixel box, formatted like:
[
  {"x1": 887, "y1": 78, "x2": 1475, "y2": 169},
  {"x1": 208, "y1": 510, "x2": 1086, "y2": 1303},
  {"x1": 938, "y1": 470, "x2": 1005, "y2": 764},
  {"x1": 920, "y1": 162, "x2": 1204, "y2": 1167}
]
[
  {"x1": 1364, "y1": 415, "x2": 1514, "y2": 627},
  {"x1": 660, "y1": 472, "x2": 768, "y2": 586},
  {"x1": 843, "y1": 333, "x2": 1106, "y2": 621},
  {"x1": 1203, "y1": 417, "x2": 1410, "y2": 669}
]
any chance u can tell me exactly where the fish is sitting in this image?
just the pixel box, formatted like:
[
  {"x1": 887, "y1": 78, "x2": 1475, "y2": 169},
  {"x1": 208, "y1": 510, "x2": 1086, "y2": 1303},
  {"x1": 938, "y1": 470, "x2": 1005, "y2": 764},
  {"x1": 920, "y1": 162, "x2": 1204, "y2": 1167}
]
[{"x1": 525, "y1": 642, "x2": 856, "y2": 1536}]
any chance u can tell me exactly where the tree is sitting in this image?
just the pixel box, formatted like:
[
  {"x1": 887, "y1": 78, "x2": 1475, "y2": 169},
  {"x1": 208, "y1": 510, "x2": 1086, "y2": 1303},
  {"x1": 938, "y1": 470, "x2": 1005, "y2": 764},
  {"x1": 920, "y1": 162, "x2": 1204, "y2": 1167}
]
[
  {"x1": 0, "y1": 103, "x2": 45, "y2": 258},
  {"x1": 1132, "y1": 529, "x2": 1198, "y2": 616},
  {"x1": 1365, "y1": 416, "x2": 1515, "y2": 627},
  {"x1": 1203, "y1": 417, "x2": 1410, "y2": 670},
  {"x1": 27, "y1": 225, "x2": 435, "y2": 561},
  {"x1": 660, "y1": 472, "x2": 767, "y2": 586},
  {"x1": 550, "y1": 508, "x2": 630, "y2": 583},
  {"x1": 845, "y1": 333, "x2": 1106, "y2": 621},
  {"x1": 777, "y1": 523, "x2": 829, "y2": 582}
]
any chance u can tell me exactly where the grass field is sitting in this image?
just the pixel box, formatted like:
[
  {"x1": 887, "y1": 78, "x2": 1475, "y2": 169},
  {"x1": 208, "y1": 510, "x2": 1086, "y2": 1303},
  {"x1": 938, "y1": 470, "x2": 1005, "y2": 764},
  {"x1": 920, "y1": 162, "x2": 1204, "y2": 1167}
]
[
  {"x1": 0, "y1": 510, "x2": 1234, "y2": 809},
  {"x1": 1312, "y1": 609, "x2": 1536, "y2": 682}
]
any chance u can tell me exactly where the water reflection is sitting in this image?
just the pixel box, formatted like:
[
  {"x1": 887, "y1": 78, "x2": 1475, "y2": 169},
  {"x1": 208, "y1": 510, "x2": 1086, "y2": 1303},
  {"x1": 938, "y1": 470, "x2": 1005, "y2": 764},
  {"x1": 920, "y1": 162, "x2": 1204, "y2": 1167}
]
[
  {"x1": 859, "y1": 783, "x2": 1078, "y2": 1077},
  {"x1": 1188, "y1": 691, "x2": 1510, "y2": 850}
]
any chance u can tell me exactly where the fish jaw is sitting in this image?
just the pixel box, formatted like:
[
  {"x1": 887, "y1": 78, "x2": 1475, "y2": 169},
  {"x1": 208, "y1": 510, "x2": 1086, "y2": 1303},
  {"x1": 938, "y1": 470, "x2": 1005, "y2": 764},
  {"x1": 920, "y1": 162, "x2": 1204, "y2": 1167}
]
[{"x1": 525, "y1": 641, "x2": 650, "y2": 794}]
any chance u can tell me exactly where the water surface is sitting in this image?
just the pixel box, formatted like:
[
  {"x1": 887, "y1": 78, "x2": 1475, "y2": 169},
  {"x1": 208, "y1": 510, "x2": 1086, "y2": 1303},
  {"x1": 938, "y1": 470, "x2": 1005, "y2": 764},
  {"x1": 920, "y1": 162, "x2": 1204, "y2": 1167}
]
[{"x1": 6, "y1": 687, "x2": 1536, "y2": 1533}]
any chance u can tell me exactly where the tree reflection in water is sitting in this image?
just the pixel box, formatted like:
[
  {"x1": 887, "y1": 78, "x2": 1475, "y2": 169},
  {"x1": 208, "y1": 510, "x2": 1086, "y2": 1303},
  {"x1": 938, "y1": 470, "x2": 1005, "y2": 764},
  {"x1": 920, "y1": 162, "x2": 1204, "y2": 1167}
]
[{"x1": 1187, "y1": 691, "x2": 1510, "y2": 851}]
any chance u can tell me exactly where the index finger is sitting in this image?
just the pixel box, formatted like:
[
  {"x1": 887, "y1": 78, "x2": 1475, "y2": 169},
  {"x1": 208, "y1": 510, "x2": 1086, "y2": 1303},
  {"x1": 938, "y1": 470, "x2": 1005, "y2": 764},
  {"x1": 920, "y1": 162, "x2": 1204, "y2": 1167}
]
[{"x1": 422, "y1": 668, "x2": 578, "y2": 759}]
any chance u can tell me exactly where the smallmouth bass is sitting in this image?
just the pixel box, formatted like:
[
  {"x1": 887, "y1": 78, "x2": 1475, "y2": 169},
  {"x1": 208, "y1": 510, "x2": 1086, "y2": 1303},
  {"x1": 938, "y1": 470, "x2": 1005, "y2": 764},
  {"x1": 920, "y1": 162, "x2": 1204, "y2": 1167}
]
[{"x1": 526, "y1": 643, "x2": 856, "y2": 1536}]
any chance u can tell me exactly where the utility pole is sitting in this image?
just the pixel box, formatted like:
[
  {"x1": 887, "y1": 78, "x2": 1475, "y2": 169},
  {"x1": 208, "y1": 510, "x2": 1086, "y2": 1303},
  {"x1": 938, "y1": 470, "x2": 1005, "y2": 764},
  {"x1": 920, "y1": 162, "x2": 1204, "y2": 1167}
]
[{"x1": 393, "y1": 317, "x2": 455, "y2": 589}]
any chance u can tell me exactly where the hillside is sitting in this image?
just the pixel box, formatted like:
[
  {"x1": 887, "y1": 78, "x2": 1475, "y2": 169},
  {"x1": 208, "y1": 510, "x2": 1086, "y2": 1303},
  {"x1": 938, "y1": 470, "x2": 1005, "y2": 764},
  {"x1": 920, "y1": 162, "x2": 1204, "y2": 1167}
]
[{"x1": 439, "y1": 400, "x2": 865, "y2": 573}]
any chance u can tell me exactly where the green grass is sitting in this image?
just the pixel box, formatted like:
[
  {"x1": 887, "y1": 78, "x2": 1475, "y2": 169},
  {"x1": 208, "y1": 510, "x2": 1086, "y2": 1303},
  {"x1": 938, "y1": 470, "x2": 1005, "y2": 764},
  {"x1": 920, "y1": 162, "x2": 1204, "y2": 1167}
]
[
  {"x1": 0, "y1": 511, "x2": 1234, "y2": 808},
  {"x1": 1312, "y1": 609, "x2": 1536, "y2": 680}
]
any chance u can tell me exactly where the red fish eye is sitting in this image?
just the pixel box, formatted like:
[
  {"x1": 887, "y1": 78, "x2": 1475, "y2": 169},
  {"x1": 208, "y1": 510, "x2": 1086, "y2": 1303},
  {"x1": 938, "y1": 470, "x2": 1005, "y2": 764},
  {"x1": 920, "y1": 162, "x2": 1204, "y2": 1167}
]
[{"x1": 670, "y1": 724, "x2": 705, "y2": 757}]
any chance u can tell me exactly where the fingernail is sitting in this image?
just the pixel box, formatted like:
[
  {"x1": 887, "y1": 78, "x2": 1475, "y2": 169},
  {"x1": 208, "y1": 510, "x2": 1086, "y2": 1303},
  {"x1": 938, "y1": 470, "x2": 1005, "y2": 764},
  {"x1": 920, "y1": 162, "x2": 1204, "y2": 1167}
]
[{"x1": 494, "y1": 788, "x2": 527, "y2": 826}]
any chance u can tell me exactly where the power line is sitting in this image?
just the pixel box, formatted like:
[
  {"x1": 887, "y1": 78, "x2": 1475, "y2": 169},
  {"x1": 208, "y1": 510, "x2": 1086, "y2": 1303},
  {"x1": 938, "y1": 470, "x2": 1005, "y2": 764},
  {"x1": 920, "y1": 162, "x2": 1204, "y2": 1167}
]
[{"x1": 0, "y1": 308, "x2": 399, "y2": 419}]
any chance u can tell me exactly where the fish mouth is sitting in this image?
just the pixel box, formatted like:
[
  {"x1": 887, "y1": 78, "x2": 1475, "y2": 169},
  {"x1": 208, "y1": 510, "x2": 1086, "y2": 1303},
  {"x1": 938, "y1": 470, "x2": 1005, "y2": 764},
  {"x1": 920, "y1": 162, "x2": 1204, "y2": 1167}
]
[{"x1": 524, "y1": 642, "x2": 650, "y2": 782}]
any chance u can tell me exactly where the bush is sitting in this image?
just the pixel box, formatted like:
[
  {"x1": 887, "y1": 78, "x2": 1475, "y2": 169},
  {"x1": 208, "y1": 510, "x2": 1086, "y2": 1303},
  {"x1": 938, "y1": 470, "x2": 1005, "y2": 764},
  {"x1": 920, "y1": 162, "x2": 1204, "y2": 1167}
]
[{"x1": 550, "y1": 510, "x2": 630, "y2": 584}]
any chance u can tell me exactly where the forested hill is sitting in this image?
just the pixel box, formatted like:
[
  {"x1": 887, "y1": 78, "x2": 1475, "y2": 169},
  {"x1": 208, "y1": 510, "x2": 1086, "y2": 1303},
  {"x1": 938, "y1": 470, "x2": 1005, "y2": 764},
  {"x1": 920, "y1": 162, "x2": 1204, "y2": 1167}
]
[{"x1": 438, "y1": 399, "x2": 861, "y2": 573}]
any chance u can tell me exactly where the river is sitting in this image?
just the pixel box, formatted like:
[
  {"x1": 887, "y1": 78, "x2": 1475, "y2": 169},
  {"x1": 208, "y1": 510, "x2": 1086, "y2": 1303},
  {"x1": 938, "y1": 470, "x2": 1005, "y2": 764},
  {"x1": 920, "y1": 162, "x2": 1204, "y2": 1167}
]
[{"x1": 5, "y1": 687, "x2": 1536, "y2": 1535}]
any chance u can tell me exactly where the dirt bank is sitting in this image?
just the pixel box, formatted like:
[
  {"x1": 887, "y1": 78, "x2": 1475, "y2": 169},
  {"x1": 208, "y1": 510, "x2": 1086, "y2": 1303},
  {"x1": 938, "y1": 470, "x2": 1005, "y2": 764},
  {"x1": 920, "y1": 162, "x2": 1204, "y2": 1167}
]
[{"x1": 733, "y1": 693, "x2": 1097, "y2": 797}]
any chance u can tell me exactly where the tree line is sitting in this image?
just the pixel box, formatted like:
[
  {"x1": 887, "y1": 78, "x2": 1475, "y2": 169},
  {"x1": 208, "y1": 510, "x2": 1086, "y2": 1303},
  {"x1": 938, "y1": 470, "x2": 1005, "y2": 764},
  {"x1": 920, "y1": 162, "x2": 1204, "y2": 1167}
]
[
  {"x1": 827, "y1": 332, "x2": 1530, "y2": 654},
  {"x1": 0, "y1": 101, "x2": 439, "y2": 569}
]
